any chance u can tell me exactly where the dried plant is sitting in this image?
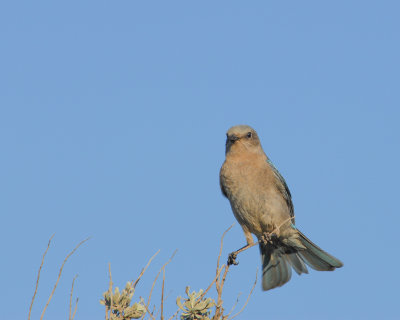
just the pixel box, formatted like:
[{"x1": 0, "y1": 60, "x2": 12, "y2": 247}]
[
  {"x1": 100, "y1": 280, "x2": 146, "y2": 320},
  {"x1": 28, "y1": 235, "x2": 89, "y2": 320},
  {"x1": 30, "y1": 226, "x2": 258, "y2": 320},
  {"x1": 176, "y1": 287, "x2": 215, "y2": 320},
  {"x1": 100, "y1": 225, "x2": 257, "y2": 320}
]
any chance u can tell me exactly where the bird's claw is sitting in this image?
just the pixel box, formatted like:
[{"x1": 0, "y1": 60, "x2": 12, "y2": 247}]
[
  {"x1": 227, "y1": 252, "x2": 239, "y2": 266},
  {"x1": 262, "y1": 232, "x2": 278, "y2": 246}
]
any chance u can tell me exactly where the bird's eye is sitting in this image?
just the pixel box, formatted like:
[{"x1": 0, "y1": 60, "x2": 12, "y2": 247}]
[{"x1": 247, "y1": 132, "x2": 252, "y2": 138}]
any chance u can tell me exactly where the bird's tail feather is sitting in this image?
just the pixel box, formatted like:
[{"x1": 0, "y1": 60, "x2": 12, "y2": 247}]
[
  {"x1": 297, "y1": 230, "x2": 343, "y2": 271},
  {"x1": 260, "y1": 243, "x2": 293, "y2": 291},
  {"x1": 260, "y1": 230, "x2": 343, "y2": 291},
  {"x1": 287, "y1": 252, "x2": 308, "y2": 275}
]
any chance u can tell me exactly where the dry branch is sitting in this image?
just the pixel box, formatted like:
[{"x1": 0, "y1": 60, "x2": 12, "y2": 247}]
[
  {"x1": 161, "y1": 268, "x2": 166, "y2": 320},
  {"x1": 133, "y1": 250, "x2": 160, "y2": 289},
  {"x1": 144, "y1": 250, "x2": 177, "y2": 320},
  {"x1": 40, "y1": 237, "x2": 89, "y2": 320},
  {"x1": 69, "y1": 274, "x2": 79, "y2": 320},
  {"x1": 106, "y1": 263, "x2": 113, "y2": 320},
  {"x1": 100, "y1": 224, "x2": 259, "y2": 320},
  {"x1": 28, "y1": 233, "x2": 55, "y2": 320},
  {"x1": 229, "y1": 270, "x2": 258, "y2": 320}
]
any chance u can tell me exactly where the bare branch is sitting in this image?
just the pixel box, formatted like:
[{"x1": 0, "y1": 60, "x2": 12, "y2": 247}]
[
  {"x1": 198, "y1": 266, "x2": 224, "y2": 301},
  {"x1": 161, "y1": 268, "x2": 166, "y2": 320},
  {"x1": 168, "y1": 309, "x2": 180, "y2": 320},
  {"x1": 229, "y1": 215, "x2": 296, "y2": 265},
  {"x1": 226, "y1": 292, "x2": 242, "y2": 318},
  {"x1": 39, "y1": 237, "x2": 89, "y2": 320},
  {"x1": 217, "y1": 224, "x2": 234, "y2": 271},
  {"x1": 69, "y1": 274, "x2": 78, "y2": 320},
  {"x1": 107, "y1": 263, "x2": 113, "y2": 320},
  {"x1": 28, "y1": 233, "x2": 55, "y2": 320},
  {"x1": 144, "y1": 271, "x2": 159, "y2": 320},
  {"x1": 133, "y1": 250, "x2": 160, "y2": 289},
  {"x1": 142, "y1": 303, "x2": 156, "y2": 320},
  {"x1": 72, "y1": 298, "x2": 79, "y2": 320},
  {"x1": 212, "y1": 225, "x2": 235, "y2": 320},
  {"x1": 216, "y1": 265, "x2": 229, "y2": 305},
  {"x1": 144, "y1": 250, "x2": 177, "y2": 320},
  {"x1": 272, "y1": 215, "x2": 296, "y2": 235},
  {"x1": 151, "y1": 305, "x2": 157, "y2": 320},
  {"x1": 164, "y1": 289, "x2": 173, "y2": 304},
  {"x1": 229, "y1": 269, "x2": 258, "y2": 320}
]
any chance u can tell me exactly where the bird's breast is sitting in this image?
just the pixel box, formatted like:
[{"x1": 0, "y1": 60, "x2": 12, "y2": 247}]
[{"x1": 220, "y1": 158, "x2": 277, "y2": 235}]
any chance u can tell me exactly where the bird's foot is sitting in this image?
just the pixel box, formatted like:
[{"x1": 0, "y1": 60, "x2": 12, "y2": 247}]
[
  {"x1": 261, "y1": 232, "x2": 279, "y2": 247},
  {"x1": 227, "y1": 252, "x2": 239, "y2": 266}
]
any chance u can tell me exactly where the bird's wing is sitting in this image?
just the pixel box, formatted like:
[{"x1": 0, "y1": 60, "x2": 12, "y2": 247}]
[
  {"x1": 219, "y1": 165, "x2": 228, "y2": 198},
  {"x1": 220, "y1": 177, "x2": 228, "y2": 198},
  {"x1": 267, "y1": 159, "x2": 295, "y2": 222}
]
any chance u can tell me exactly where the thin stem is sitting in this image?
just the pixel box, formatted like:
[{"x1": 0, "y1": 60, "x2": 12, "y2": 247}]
[
  {"x1": 229, "y1": 269, "x2": 258, "y2": 320},
  {"x1": 40, "y1": 237, "x2": 89, "y2": 320},
  {"x1": 160, "y1": 268, "x2": 166, "y2": 320},
  {"x1": 28, "y1": 234, "x2": 55, "y2": 320},
  {"x1": 133, "y1": 250, "x2": 160, "y2": 289},
  {"x1": 69, "y1": 274, "x2": 78, "y2": 320}
]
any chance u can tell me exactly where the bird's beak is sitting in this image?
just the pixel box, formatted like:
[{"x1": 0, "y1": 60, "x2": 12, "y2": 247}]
[
  {"x1": 225, "y1": 134, "x2": 240, "y2": 153},
  {"x1": 228, "y1": 134, "x2": 239, "y2": 143}
]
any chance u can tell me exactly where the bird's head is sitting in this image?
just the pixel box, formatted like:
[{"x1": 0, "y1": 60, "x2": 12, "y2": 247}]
[{"x1": 225, "y1": 125, "x2": 263, "y2": 156}]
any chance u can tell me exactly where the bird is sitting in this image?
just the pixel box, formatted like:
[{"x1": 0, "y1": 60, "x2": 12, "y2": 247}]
[{"x1": 219, "y1": 125, "x2": 343, "y2": 291}]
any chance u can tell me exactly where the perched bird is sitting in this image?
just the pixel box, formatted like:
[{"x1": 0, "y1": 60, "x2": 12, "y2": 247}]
[{"x1": 220, "y1": 125, "x2": 343, "y2": 291}]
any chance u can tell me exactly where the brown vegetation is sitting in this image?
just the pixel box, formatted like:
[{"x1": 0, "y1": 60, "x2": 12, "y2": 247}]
[{"x1": 29, "y1": 226, "x2": 257, "y2": 320}]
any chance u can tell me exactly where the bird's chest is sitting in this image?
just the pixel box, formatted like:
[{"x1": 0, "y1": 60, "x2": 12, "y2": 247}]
[
  {"x1": 222, "y1": 163, "x2": 265, "y2": 200},
  {"x1": 221, "y1": 160, "x2": 272, "y2": 233}
]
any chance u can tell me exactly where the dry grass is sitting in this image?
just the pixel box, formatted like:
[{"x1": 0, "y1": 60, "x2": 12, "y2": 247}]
[
  {"x1": 28, "y1": 235, "x2": 89, "y2": 320},
  {"x1": 30, "y1": 226, "x2": 259, "y2": 320},
  {"x1": 101, "y1": 225, "x2": 257, "y2": 320}
]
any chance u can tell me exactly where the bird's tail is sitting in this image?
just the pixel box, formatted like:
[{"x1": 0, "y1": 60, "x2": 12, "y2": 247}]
[
  {"x1": 260, "y1": 229, "x2": 343, "y2": 291},
  {"x1": 296, "y1": 230, "x2": 343, "y2": 271},
  {"x1": 260, "y1": 242, "x2": 308, "y2": 291}
]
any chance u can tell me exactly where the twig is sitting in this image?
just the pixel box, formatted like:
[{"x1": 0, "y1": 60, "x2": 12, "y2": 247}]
[
  {"x1": 72, "y1": 298, "x2": 79, "y2": 320},
  {"x1": 153, "y1": 306, "x2": 160, "y2": 320},
  {"x1": 228, "y1": 241, "x2": 259, "y2": 265},
  {"x1": 154, "y1": 289, "x2": 173, "y2": 319},
  {"x1": 213, "y1": 266, "x2": 230, "y2": 320},
  {"x1": 40, "y1": 237, "x2": 89, "y2": 320},
  {"x1": 161, "y1": 268, "x2": 166, "y2": 320},
  {"x1": 217, "y1": 224, "x2": 234, "y2": 271},
  {"x1": 107, "y1": 263, "x2": 113, "y2": 320},
  {"x1": 142, "y1": 303, "x2": 156, "y2": 320},
  {"x1": 164, "y1": 289, "x2": 173, "y2": 304},
  {"x1": 229, "y1": 215, "x2": 296, "y2": 265},
  {"x1": 226, "y1": 292, "x2": 242, "y2": 318},
  {"x1": 198, "y1": 266, "x2": 224, "y2": 301},
  {"x1": 229, "y1": 269, "x2": 258, "y2": 320},
  {"x1": 272, "y1": 215, "x2": 296, "y2": 235},
  {"x1": 105, "y1": 298, "x2": 108, "y2": 320},
  {"x1": 168, "y1": 309, "x2": 180, "y2": 320},
  {"x1": 144, "y1": 271, "x2": 160, "y2": 320},
  {"x1": 133, "y1": 250, "x2": 160, "y2": 289},
  {"x1": 151, "y1": 305, "x2": 156, "y2": 320},
  {"x1": 28, "y1": 234, "x2": 55, "y2": 320},
  {"x1": 144, "y1": 250, "x2": 177, "y2": 320},
  {"x1": 69, "y1": 274, "x2": 78, "y2": 320},
  {"x1": 212, "y1": 225, "x2": 234, "y2": 320},
  {"x1": 105, "y1": 302, "x2": 108, "y2": 320}
]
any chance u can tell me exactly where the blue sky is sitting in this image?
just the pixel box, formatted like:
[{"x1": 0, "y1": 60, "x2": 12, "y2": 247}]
[{"x1": 1, "y1": 1, "x2": 399, "y2": 319}]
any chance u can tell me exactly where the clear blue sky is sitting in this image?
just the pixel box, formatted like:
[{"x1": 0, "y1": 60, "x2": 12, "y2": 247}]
[{"x1": 1, "y1": 1, "x2": 399, "y2": 319}]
